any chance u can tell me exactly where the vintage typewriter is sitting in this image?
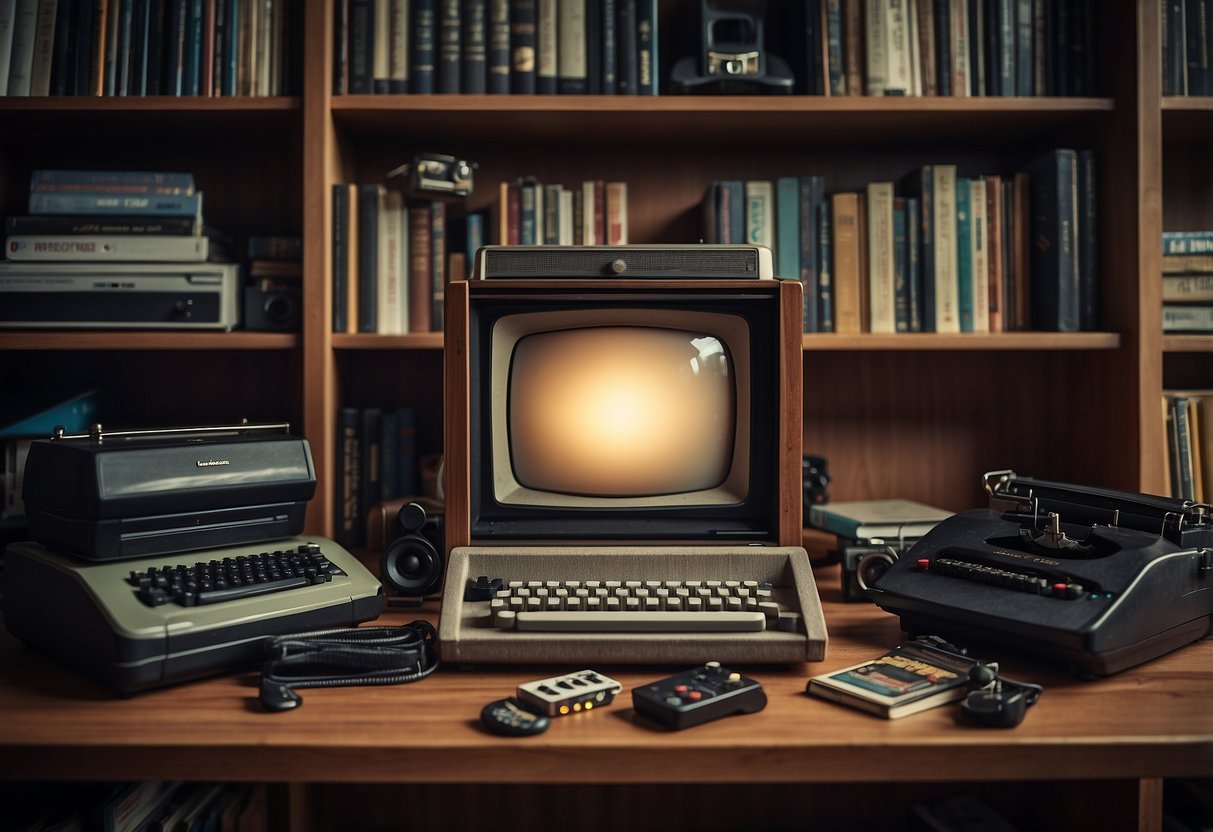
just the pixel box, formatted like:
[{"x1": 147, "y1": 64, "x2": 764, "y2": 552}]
[
  {"x1": 3, "y1": 424, "x2": 383, "y2": 694},
  {"x1": 868, "y1": 470, "x2": 1213, "y2": 676}
]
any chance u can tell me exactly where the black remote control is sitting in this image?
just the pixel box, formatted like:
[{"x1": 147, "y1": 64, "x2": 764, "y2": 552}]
[
  {"x1": 631, "y1": 661, "x2": 767, "y2": 730},
  {"x1": 480, "y1": 697, "x2": 551, "y2": 736}
]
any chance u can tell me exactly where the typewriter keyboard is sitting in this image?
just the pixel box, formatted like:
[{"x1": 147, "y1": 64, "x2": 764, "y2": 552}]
[
  {"x1": 126, "y1": 542, "x2": 348, "y2": 607},
  {"x1": 477, "y1": 579, "x2": 802, "y2": 633}
]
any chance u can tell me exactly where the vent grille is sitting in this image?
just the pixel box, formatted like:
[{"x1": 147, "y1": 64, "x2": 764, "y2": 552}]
[{"x1": 480, "y1": 247, "x2": 763, "y2": 279}]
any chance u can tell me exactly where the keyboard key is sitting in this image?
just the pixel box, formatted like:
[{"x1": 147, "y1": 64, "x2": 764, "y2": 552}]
[{"x1": 513, "y1": 611, "x2": 767, "y2": 633}]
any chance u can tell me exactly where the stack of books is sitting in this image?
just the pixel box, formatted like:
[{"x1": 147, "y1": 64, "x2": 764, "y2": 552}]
[
  {"x1": 333, "y1": 0, "x2": 659, "y2": 95},
  {"x1": 1162, "y1": 231, "x2": 1213, "y2": 333},
  {"x1": 3, "y1": 169, "x2": 207, "y2": 263},
  {"x1": 705, "y1": 149, "x2": 1098, "y2": 335}
]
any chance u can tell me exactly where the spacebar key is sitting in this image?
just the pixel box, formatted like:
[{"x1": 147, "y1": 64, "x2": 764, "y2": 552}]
[
  {"x1": 196, "y1": 576, "x2": 309, "y2": 605},
  {"x1": 514, "y1": 611, "x2": 767, "y2": 632}
]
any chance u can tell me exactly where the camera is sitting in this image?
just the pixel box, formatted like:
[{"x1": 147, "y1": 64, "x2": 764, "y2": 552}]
[
  {"x1": 372, "y1": 497, "x2": 445, "y2": 600},
  {"x1": 243, "y1": 280, "x2": 301, "y2": 332},
  {"x1": 386, "y1": 153, "x2": 477, "y2": 198},
  {"x1": 840, "y1": 540, "x2": 916, "y2": 602}
]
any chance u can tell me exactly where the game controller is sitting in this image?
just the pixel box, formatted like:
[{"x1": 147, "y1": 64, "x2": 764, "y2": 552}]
[
  {"x1": 479, "y1": 697, "x2": 551, "y2": 736},
  {"x1": 631, "y1": 661, "x2": 767, "y2": 730}
]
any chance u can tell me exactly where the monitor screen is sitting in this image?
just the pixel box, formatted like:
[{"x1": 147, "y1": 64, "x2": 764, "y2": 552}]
[{"x1": 461, "y1": 287, "x2": 787, "y2": 543}]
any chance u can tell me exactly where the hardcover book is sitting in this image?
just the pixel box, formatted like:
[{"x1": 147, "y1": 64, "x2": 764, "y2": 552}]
[
  {"x1": 808, "y1": 498, "x2": 951, "y2": 542},
  {"x1": 807, "y1": 640, "x2": 979, "y2": 719}
]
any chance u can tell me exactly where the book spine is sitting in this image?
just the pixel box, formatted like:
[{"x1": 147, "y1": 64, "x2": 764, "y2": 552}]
[
  {"x1": 5, "y1": 234, "x2": 208, "y2": 261},
  {"x1": 905, "y1": 195, "x2": 921, "y2": 332},
  {"x1": 817, "y1": 199, "x2": 833, "y2": 332},
  {"x1": 384, "y1": 0, "x2": 407, "y2": 92},
  {"x1": 535, "y1": 0, "x2": 555, "y2": 92},
  {"x1": 0, "y1": 2, "x2": 16, "y2": 95},
  {"x1": 606, "y1": 181, "x2": 627, "y2": 244},
  {"x1": 348, "y1": 0, "x2": 374, "y2": 92},
  {"x1": 462, "y1": 0, "x2": 486, "y2": 92},
  {"x1": 1163, "y1": 304, "x2": 1213, "y2": 332},
  {"x1": 1186, "y1": 0, "x2": 1209, "y2": 96},
  {"x1": 357, "y1": 183, "x2": 380, "y2": 333},
  {"x1": 775, "y1": 176, "x2": 800, "y2": 282},
  {"x1": 437, "y1": 0, "x2": 461, "y2": 92},
  {"x1": 892, "y1": 197, "x2": 909, "y2": 332},
  {"x1": 1163, "y1": 231, "x2": 1213, "y2": 254},
  {"x1": 614, "y1": 0, "x2": 636, "y2": 94},
  {"x1": 1163, "y1": 0, "x2": 1186, "y2": 96},
  {"x1": 1163, "y1": 274, "x2": 1213, "y2": 302},
  {"x1": 30, "y1": 170, "x2": 196, "y2": 194},
  {"x1": 636, "y1": 0, "x2": 655, "y2": 94},
  {"x1": 431, "y1": 199, "x2": 446, "y2": 331},
  {"x1": 932, "y1": 164, "x2": 959, "y2": 333},
  {"x1": 866, "y1": 181, "x2": 896, "y2": 333},
  {"x1": 970, "y1": 177, "x2": 989, "y2": 332},
  {"x1": 508, "y1": 0, "x2": 534, "y2": 92},
  {"x1": 408, "y1": 202, "x2": 434, "y2": 332},
  {"x1": 412, "y1": 0, "x2": 436, "y2": 92},
  {"x1": 832, "y1": 191, "x2": 862, "y2": 334},
  {"x1": 557, "y1": 0, "x2": 587, "y2": 92},
  {"x1": 335, "y1": 407, "x2": 361, "y2": 548},
  {"x1": 1077, "y1": 148, "x2": 1098, "y2": 330},
  {"x1": 27, "y1": 191, "x2": 203, "y2": 217},
  {"x1": 599, "y1": 0, "x2": 614, "y2": 92},
  {"x1": 377, "y1": 188, "x2": 403, "y2": 335},
  {"x1": 374, "y1": 0, "x2": 393, "y2": 92},
  {"x1": 1027, "y1": 148, "x2": 1079, "y2": 331},
  {"x1": 955, "y1": 177, "x2": 973, "y2": 331},
  {"x1": 4, "y1": 214, "x2": 198, "y2": 234},
  {"x1": 332, "y1": 183, "x2": 349, "y2": 333},
  {"x1": 932, "y1": 0, "x2": 951, "y2": 94},
  {"x1": 984, "y1": 175, "x2": 1003, "y2": 332},
  {"x1": 864, "y1": 0, "x2": 886, "y2": 95},
  {"x1": 486, "y1": 0, "x2": 509, "y2": 92},
  {"x1": 799, "y1": 176, "x2": 823, "y2": 333}
]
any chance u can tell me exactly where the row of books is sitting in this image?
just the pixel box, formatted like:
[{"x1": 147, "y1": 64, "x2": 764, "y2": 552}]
[
  {"x1": 0, "y1": 0, "x2": 293, "y2": 99},
  {"x1": 330, "y1": 183, "x2": 461, "y2": 334},
  {"x1": 1162, "y1": 231, "x2": 1213, "y2": 333},
  {"x1": 498, "y1": 177, "x2": 628, "y2": 246},
  {"x1": 334, "y1": 0, "x2": 658, "y2": 95},
  {"x1": 334, "y1": 404, "x2": 420, "y2": 549},
  {"x1": 3, "y1": 781, "x2": 267, "y2": 832},
  {"x1": 1162, "y1": 0, "x2": 1213, "y2": 96},
  {"x1": 704, "y1": 149, "x2": 1097, "y2": 334},
  {"x1": 807, "y1": 0, "x2": 1097, "y2": 98},
  {"x1": 1163, "y1": 390, "x2": 1212, "y2": 503}
]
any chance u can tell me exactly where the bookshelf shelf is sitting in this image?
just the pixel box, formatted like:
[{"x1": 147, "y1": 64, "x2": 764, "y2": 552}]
[
  {"x1": 331, "y1": 95, "x2": 1116, "y2": 146},
  {"x1": 0, "y1": 333, "x2": 298, "y2": 351},
  {"x1": 1163, "y1": 335, "x2": 1213, "y2": 353},
  {"x1": 333, "y1": 333, "x2": 445, "y2": 350},
  {"x1": 802, "y1": 332, "x2": 1122, "y2": 351}
]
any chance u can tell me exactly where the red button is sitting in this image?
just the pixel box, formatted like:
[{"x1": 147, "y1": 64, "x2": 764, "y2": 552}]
[
  {"x1": 673, "y1": 685, "x2": 688, "y2": 694},
  {"x1": 687, "y1": 691, "x2": 703, "y2": 700},
  {"x1": 1053, "y1": 582, "x2": 1068, "y2": 594},
  {"x1": 917, "y1": 559, "x2": 930, "y2": 571}
]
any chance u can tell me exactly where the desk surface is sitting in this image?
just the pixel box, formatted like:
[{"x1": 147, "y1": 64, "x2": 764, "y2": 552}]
[{"x1": 1, "y1": 564, "x2": 1211, "y2": 787}]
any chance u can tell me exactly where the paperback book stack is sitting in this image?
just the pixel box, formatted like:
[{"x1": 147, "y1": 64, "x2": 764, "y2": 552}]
[
  {"x1": 3, "y1": 169, "x2": 207, "y2": 263},
  {"x1": 1162, "y1": 231, "x2": 1213, "y2": 333}
]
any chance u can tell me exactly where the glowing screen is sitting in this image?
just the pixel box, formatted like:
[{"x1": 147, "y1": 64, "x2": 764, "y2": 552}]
[{"x1": 508, "y1": 327, "x2": 736, "y2": 497}]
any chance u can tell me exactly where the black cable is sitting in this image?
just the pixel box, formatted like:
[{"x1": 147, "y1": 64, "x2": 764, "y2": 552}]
[{"x1": 258, "y1": 620, "x2": 439, "y2": 711}]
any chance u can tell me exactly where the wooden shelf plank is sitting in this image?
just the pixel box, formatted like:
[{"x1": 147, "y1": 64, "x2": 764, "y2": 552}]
[
  {"x1": 0, "y1": 332, "x2": 298, "y2": 350},
  {"x1": 333, "y1": 333, "x2": 445, "y2": 350},
  {"x1": 804, "y1": 332, "x2": 1121, "y2": 350},
  {"x1": 1163, "y1": 334, "x2": 1213, "y2": 352}
]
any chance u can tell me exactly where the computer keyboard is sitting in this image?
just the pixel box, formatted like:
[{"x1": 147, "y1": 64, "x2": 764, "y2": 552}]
[
  {"x1": 438, "y1": 545, "x2": 828, "y2": 665},
  {"x1": 3, "y1": 536, "x2": 383, "y2": 694}
]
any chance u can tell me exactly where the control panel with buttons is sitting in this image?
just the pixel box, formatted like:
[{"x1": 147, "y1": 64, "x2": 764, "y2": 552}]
[
  {"x1": 515, "y1": 670, "x2": 623, "y2": 716},
  {"x1": 631, "y1": 661, "x2": 767, "y2": 730}
]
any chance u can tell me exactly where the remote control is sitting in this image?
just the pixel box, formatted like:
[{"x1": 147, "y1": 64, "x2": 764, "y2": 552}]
[
  {"x1": 631, "y1": 661, "x2": 767, "y2": 730},
  {"x1": 480, "y1": 697, "x2": 551, "y2": 736},
  {"x1": 516, "y1": 670, "x2": 623, "y2": 716}
]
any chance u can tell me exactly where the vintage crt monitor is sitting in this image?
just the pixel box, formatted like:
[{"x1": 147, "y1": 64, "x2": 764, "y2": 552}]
[{"x1": 438, "y1": 245, "x2": 827, "y2": 664}]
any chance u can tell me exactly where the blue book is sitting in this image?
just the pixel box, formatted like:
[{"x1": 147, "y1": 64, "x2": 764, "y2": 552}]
[
  {"x1": 413, "y1": 0, "x2": 438, "y2": 93},
  {"x1": 462, "y1": 0, "x2": 488, "y2": 93},
  {"x1": 0, "y1": 389, "x2": 102, "y2": 439},
  {"x1": 955, "y1": 178, "x2": 973, "y2": 332},
  {"x1": 898, "y1": 166, "x2": 937, "y2": 332},
  {"x1": 1162, "y1": 231, "x2": 1213, "y2": 254},
  {"x1": 357, "y1": 184, "x2": 380, "y2": 333},
  {"x1": 182, "y1": 0, "x2": 203, "y2": 95},
  {"x1": 717, "y1": 180, "x2": 744, "y2": 244},
  {"x1": 636, "y1": 0, "x2": 658, "y2": 94},
  {"x1": 437, "y1": 0, "x2": 462, "y2": 93},
  {"x1": 905, "y1": 196, "x2": 922, "y2": 332},
  {"x1": 28, "y1": 191, "x2": 203, "y2": 218},
  {"x1": 817, "y1": 199, "x2": 833, "y2": 332},
  {"x1": 1077, "y1": 149, "x2": 1098, "y2": 331},
  {"x1": 775, "y1": 176, "x2": 800, "y2": 280},
  {"x1": 798, "y1": 176, "x2": 825, "y2": 332},
  {"x1": 519, "y1": 181, "x2": 537, "y2": 244},
  {"x1": 893, "y1": 198, "x2": 909, "y2": 333},
  {"x1": 508, "y1": 0, "x2": 536, "y2": 93},
  {"x1": 466, "y1": 211, "x2": 485, "y2": 263},
  {"x1": 348, "y1": 0, "x2": 375, "y2": 93},
  {"x1": 1025, "y1": 148, "x2": 1079, "y2": 331},
  {"x1": 31, "y1": 170, "x2": 196, "y2": 193},
  {"x1": 331, "y1": 184, "x2": 349, "y2": 333},
  {"x1": 395, "y1": 406, "x2": 418, "y2": 496},
  {"x1": 487, "y1": 0, "x2": 510, "y2": 93}
]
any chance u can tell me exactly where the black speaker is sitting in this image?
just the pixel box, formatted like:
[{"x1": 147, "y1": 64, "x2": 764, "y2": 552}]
[{"x1": 379, "y1": 502, "x2": 444, "y2": 598}]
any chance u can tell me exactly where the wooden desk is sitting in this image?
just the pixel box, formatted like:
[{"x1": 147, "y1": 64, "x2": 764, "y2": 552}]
[{"x1": 1, "y1": 564, "x2": 1210, "y2": 832}]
